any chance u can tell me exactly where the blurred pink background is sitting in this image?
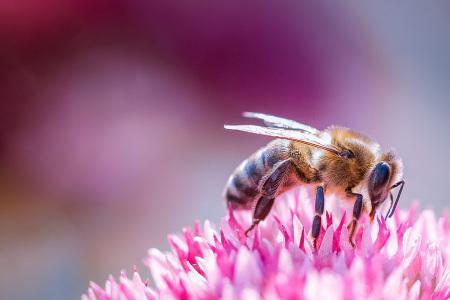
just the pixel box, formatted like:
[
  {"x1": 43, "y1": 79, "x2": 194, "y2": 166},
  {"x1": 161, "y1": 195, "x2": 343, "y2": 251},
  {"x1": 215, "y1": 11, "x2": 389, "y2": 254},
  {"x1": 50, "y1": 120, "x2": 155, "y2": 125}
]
[{"x1": 1, "y1": 1, "x2": 450, "y2": 299}]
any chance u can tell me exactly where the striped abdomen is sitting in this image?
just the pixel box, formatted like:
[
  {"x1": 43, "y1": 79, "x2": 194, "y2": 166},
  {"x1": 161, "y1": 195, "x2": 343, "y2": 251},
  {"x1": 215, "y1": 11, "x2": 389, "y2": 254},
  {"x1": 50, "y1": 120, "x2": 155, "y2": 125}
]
[{"x1": 224, "y1": 139, "x2": 290, "y2": 209}]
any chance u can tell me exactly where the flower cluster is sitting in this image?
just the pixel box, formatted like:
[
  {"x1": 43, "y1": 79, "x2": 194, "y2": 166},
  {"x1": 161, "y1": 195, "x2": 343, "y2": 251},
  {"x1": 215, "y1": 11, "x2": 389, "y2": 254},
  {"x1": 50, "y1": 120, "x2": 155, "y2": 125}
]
[{"x1": 84, "y1": 188, "x2": 450, "y2": 299}]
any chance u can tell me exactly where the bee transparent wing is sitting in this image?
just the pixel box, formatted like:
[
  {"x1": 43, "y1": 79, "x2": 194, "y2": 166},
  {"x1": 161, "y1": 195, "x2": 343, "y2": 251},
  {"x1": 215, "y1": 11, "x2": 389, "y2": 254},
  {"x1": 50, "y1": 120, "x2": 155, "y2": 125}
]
[
  {"x1": 224, "y1": 124, "x2": 341, "y2": 155},
  {"x1": 243, "y1": 112, "x2": 320, "y2": 134}
]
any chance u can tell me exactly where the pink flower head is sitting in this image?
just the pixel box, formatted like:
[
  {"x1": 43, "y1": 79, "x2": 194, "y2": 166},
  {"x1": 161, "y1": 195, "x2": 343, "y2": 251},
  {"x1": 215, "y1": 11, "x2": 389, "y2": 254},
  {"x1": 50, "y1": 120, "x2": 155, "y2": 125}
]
[{"x1": 84, "y1": 188, "x2": 450, "y2": 299}]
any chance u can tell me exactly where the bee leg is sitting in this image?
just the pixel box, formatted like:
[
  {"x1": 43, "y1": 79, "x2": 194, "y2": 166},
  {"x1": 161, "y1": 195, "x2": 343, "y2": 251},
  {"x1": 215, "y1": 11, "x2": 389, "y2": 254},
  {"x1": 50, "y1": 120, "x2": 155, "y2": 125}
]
[
  {"x1": 312, "y1": 186, "x2": 325, "y2": 250},
  {"x1": 245, "y1": 195, "x2": 275, "y2": 236},
  {"x1": 245, "y1": 159, "x2": 292, "y2": 236},
  {"x1": 347, "y1": 193, "x2": 363, "y2": 247}
]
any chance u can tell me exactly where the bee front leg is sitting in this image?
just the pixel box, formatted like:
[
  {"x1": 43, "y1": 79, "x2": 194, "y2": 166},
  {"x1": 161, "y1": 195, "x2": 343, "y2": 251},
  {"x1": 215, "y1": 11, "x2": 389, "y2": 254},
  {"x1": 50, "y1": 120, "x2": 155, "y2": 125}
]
[
  {"x1": 245, "y1": 159, "x2": 292, "y2": 236},
  {"x1": 347, "y1": 193, "x2": 363, "y2": 247},
  {"x1": 312, "y1": 186, "x2": 325, "y2": 250}
]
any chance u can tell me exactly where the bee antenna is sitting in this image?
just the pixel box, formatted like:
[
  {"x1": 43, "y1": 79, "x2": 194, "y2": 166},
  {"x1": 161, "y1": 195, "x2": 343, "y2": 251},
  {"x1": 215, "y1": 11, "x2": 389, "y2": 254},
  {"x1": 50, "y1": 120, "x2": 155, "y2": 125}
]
[
  {"x1": 387, "y1": 180, "x2": 405, "y2": 218},
  {"x1": 384, "y1": 192, "x2": 394, "y2": 220}
]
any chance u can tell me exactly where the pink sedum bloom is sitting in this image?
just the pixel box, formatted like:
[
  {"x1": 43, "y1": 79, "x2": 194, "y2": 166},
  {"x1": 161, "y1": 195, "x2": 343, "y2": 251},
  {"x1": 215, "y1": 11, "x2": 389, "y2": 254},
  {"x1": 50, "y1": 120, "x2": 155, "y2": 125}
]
[{"x1": 84, "y1": 188, "x2": 450, "y2": 299}]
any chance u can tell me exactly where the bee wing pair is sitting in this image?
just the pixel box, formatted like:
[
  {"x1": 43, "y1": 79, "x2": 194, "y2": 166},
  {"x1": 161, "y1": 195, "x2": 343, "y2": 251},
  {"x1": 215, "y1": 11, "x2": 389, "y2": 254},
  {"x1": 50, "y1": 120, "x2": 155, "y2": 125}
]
[
  {"x1": 225, "y1": 112, "x2": 341, "y2": 155},
  {"x1": 242, "y1": 112, "x2": 320, "y2": 134}
]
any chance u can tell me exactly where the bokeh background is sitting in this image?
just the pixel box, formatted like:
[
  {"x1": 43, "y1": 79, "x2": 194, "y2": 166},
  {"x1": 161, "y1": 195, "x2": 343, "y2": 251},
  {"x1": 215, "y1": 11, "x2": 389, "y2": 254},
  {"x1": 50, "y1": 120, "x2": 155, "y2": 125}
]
[{"x1": 1, "y1": 1, "x2": 449, "y2": 299}]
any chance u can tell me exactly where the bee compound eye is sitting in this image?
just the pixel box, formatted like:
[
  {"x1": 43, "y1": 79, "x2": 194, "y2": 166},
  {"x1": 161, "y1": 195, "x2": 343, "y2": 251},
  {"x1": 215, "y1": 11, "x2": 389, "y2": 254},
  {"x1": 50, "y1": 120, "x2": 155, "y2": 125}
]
[{"x1": 369, "y1": 162, "x2": 391, "y2": 192}]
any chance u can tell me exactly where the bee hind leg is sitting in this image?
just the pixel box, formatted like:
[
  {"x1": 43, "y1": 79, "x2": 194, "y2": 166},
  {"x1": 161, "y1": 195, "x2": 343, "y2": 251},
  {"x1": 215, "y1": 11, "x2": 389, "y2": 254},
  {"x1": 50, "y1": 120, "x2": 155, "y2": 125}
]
[
  {"x1": 347, "y1": 193, "x2": 363, "y2": 247},
  {"x1": 245, "y1": 159, "x2": 292, "y2": 236},
  {"x1": 312, "y1": 186, "x2": 325, "y2": 250},
  {"x1": 245, "y1": 196, "x2": 275, "y2": 236}
]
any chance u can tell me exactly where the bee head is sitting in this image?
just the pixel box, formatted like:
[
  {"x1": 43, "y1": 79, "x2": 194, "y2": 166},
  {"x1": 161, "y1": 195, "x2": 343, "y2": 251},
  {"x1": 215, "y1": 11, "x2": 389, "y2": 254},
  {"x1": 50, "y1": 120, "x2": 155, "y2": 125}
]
[{"x1": 368, "y1": 162, "x2": 391, "y2": 218}]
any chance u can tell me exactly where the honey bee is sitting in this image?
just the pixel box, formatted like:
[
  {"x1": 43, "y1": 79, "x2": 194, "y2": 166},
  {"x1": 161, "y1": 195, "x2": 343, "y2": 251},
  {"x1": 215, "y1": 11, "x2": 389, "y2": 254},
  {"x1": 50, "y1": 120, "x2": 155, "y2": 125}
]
[{"x1": 224, "y1": 112, "x2": 404, "y2": 247}]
